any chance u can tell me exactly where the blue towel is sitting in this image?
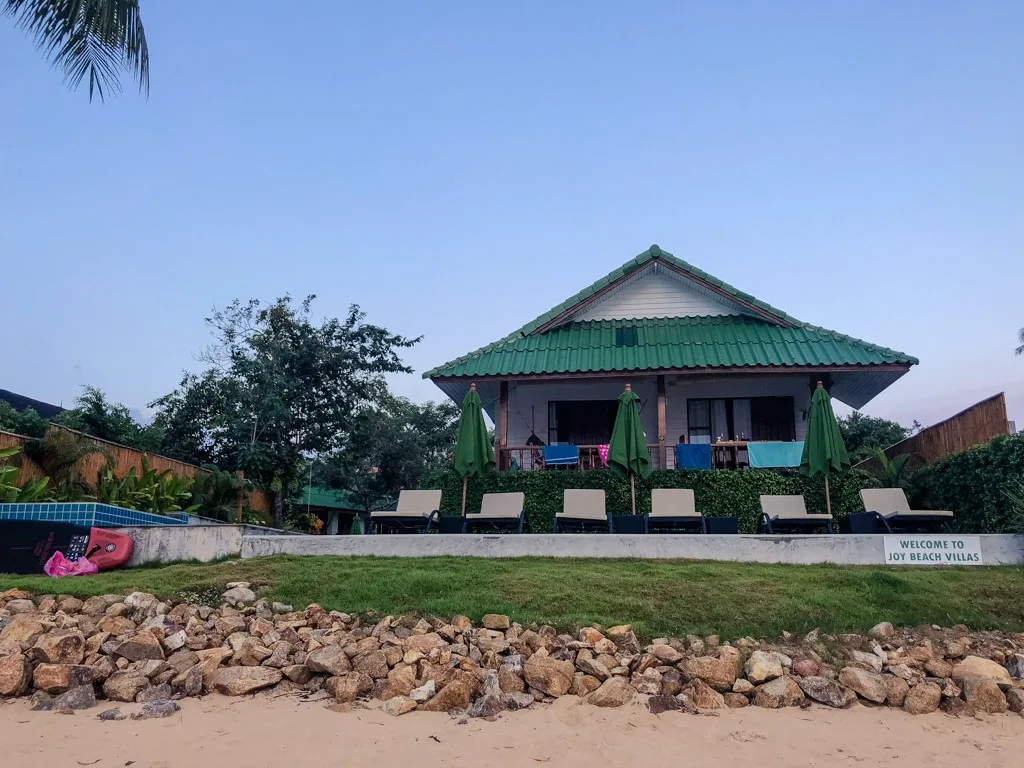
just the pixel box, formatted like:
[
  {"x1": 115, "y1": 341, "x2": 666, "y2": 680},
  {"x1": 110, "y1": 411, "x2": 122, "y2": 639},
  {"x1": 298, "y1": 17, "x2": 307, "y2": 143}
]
[
  {"x1": 674, "y1": 443, "x2": 712, "y2": 469},
  {"x1": 747, "y1": 441, "x2": 804, "y2": 468},
  {"x1": 543, "y1": 445, "x2": 579, "y2": 466}
]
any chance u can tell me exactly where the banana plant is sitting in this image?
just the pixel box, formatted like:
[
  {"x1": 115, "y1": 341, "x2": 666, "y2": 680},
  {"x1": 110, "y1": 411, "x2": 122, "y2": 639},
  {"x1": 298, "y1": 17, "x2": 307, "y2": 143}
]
[{"x1": 0, "y1": 446, "x2": 52, "y2": 502}]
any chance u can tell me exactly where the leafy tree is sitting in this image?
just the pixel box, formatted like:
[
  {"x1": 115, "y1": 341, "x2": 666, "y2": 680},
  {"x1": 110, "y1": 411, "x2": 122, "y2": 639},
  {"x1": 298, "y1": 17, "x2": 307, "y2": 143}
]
[
  {"x1": 838, "y1": 411, "x2": 914, "y2": 456},
  {"x1": 151, "y1": 296, "x2": 418, "y2": 527},
  {"x1": 1016, "y1": 327, "x2": 1024, "y2": 356},
  {"x1": 316, "y1": 396, "x2": 460, "y2": 513},
  {"x1": 4, "y1": 0, "x2": 148, "y2": 101},
  {"x1": 56, "y1": 386, "x2": 163, "y2": 451},
  {"x1": 0, "y1": 400, "x2": 50, "y2": 438}
]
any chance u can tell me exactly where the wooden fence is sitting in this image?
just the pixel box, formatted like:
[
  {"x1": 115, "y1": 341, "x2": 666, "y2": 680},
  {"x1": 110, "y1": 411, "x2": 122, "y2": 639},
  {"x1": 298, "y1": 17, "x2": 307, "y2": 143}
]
[
  {"x1": 0, "y1": 425, "x2": 269, "y2": 515},
  {"x1": 883, "y1": 392, "x2": 1011, "y2": 464}
]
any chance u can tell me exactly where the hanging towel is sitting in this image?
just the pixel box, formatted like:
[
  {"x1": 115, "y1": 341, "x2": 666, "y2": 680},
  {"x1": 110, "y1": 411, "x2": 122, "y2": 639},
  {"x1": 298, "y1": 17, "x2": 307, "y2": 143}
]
[
  {"x1": 596, "y1": 444, "x2": 610, "y2": 466},
  {"x1": 543, "y1": 445, "x2": 579, "y2": 466},
  {"x1": 674, "y1": 443, "x2": 712, "y2": 470},
  {"x1": 747, "y1": 441, "x2": 804, "y2": 468}
]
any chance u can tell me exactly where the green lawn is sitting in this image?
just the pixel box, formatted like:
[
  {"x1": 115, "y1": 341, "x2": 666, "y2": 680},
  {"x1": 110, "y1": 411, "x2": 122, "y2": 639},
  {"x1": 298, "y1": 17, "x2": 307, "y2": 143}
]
[{"x1": 3, "y1": 556, "x2": 1023, "y2": 640}]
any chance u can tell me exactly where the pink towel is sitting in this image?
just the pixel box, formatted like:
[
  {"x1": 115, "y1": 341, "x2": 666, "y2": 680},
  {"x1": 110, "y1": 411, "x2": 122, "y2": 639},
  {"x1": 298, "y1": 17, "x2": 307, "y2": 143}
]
[
  {"x1": 43, "y1": 552, "x2": 99, "y2": 577},
  {"x1": 597, "y1": 444, "x2": 610, "y2": 466}
]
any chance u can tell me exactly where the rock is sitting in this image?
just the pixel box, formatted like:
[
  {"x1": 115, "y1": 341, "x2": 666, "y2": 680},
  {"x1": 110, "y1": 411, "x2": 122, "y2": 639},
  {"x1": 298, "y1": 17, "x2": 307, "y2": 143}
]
[
  {"x1": 684, "y1": 678, "x2": 725, "y2": 710},
  {"x1": 678, "y1": 657, "x2": 737, "y2": 692},
  {"x1": 724, "y1": 693, "x2": 749, "y2": 708},
  {"x1": 52, "y1": 685, "x2": 96, "y2": 711},
  {"x1": 576, "y1": 657, "x2": 611, "y2": 682},
  {"x1": 524, "y1": 654, "x2": 574, "y2": 697},
  {"x1": 0, "y1": 615, "x2": 45, "y2": 645},
  {"x1": 33, "y1": 663, "x2": 94, "y2": 694},
  {"x1": 0, "y1": 653, "x2": 31, "y2": 696},
  {"x1": 924, "y1": 658, "x2": 954, "y2": 679},
  {"x1": 30, "y1": 690, "x2": 54, "y2": 711},
  {"x1": 136, "y1": 683, "x2": 173, "y2": 703},
  {"x1": 381, "y1": 696, "x2": 418, "y2": 716},
  {"x1": 210, "y1": 666, "x2": 282, "y2": 696},
  {"x1": 132, "y1": 700, "x2": 180, "y2": 720},
  {"x1": 503, "y1": 691, "x2": 535, "y2": 711},
  {"x1": 1005, "y1": 688, "x2": 1024, "y2": 714},
  {"x1": 587, "y1": 677, "x2": 635, "y2": 708},
  {"x1": 280, "y1": 664, "x2": 310, "y2": 684},
  {"x1": 648, "y1": 695, "x2": 684, "y2": 714},
  {"x1": 410, "y1": 680, "x2": 436, "y2": 703},
  {"x1": 849, "y1": 650, "x2": 883, "y2": 673},
  {"x1": 114, "y1": 633, "x2": 165, "y2": 662},
  {"x1": 352, "y1": 651, "x2": 388, "y2": 679},
  {"x1": 952, "y1": 656, "x2": 1012, "y2": 687},
  {"x1": 103, "y1": 672, "x2": 150, "y2": 702},
  {"x1": 791, "y1": 659, "x2": 820, "y2": 677},
  {"x1": 96, "y1": 616, "x2": 136, "y2": 635},
  {"x1": 468, "y1": 693, "x2": 506, "y2": 718},
  {"x1": 733, "y1": 678, "x2": 755, "y2": 694},
  {"x1": 32, "y1": 630, "x2": 86, "y2": 665},
  {"x1": 648, "y1": 644, "x2": 683, "y2": 664},
  {"x1": 799, "y1": 676, "x2": 854, "y2": 708},
  {"x1": 378, "y1": 669, "x2": 417, "y2": 700},
  {"x1": 324, "y1": 672, "x2": 374, "y2": 702},
  {"x1": 171, "y1": 664, "x2": 204, "y2": 697},
  {"x1": 482, "y1": 614, "x2": 511, "y2": 630},
  {"x1": 903, "y1": 682, "x2": 941, "y2": 715},
  {"x1": 869, "y1": 622, "x2": 894, "y2": 639},
  {"x1": 882, "y1": 675, "x2": 910, "y2": 707},
  {"x1": 839, "y1": 666, "x2": 887, "y2": 704},
  {"x1": 406, "y1": 632, "x2": 446, "y2": 654},
  {"x1": 6, "y1": 599, "x2": 35, "y2": 614},
  {"x1": 745, "y1": 651, "x2": 784, "y2": 684},
  {"x1": 162, "y1": 630, "x2": 187, "y2": 653},
  {"x1": 420, "y1": 672, "x2": 478, "y2": 712},
  {"x1": 307, "y1": 646, "x2": 352, "y2": 676},
  {"x1": 498, "y1": 664, "x2": 526, "y2": 692},
  {"x1": 944, "y1": 638, "x2": 971, "y2": 659},
  {"x1": 572, "y1": 674, "x2": 601, "y2": 697},
  {"x1": 97, "y1": 708, "x2": 125, "y2": 721},
  {"x1": 962, "y1": 677, "x2": 1008, "y2": 714},
  {"x1": 754, "y1": 676, "x2": 805, "y2": 708},
  {"x1": 222, "y1": 587, "x2": 256, "y2": 605}
]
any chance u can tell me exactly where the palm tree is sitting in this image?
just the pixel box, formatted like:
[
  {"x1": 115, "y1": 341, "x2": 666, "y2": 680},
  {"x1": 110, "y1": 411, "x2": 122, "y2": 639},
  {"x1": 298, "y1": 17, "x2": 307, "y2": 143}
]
[
  {"x1": 4, "y1": 0, "x2": 148, "y2": 101},
  {"x1": 1016, "y1": 327, "x2": 1024, "y2": 356}
]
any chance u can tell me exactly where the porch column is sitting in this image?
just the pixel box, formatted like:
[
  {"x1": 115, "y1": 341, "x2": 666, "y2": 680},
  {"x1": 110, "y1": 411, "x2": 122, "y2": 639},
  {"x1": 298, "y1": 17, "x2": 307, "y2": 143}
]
[
  {"x1": 497, "y1": 380, "x2": 509, "y2": 470},
  {"x1": 657, "y1": 374, "x2": 667, "y2": 469}
]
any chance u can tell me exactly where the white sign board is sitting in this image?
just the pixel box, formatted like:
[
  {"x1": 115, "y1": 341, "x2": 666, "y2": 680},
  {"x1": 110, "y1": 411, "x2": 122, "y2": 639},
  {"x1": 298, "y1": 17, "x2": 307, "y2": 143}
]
[{"x1": 883, "y1": 536, "x2": 983, "y2": 565}]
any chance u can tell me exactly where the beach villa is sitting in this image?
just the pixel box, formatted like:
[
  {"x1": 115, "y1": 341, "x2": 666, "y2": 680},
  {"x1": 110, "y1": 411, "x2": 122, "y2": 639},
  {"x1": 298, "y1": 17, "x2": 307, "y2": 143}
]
[{"x1": 425, "y1": 246, "x2": 917, "y2": 471}]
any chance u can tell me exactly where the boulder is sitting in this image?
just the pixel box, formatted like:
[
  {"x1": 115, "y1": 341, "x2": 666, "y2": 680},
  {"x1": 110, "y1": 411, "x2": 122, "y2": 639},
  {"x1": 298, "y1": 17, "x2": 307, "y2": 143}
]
[
  {"x1": 753, "y1": 676, "x2": 805, "y2": 709},
  {"x1": 839, "y1": 666, "x2": 887, "y2": 704},
  {"x1": 468, "y1": 693, "x2": 506, "y2": 718},
  {"x1": 745, "y1": 651, "x2": 784, "y2": 684},
  {"x1": 307, "y1": 646, "x2": 352, "y2": 676},
  {"x1": 378, "y1": 669, "x2": 417, "y2": 700},
  {"x1": 52, "y1": 685, "x2": 96, "y2": 711},
  {"x1": 849, "y1": 650, "x2": 883, "y2": 673},
  {"x1": 587, "y1": 677, "x2": 636, "y2": 708},
  {"x1": 136, "y1": 683, "x2": 173, "y2": 703},
  {"x1": 576, "y1": 658, "x2": 611, "y2": 682},
  {"x1": 381, "y1": 696, "x2": 417, "y2": 716},
  {"x1": 648, "y1": 644, "x2": 683, "y2": 664},
  {"x1": 868, "y1": 622, "x2": 894, "y2": 639},
  {"x1": 678, "y1": 656, "x2": 738, "y2": 692},
  {"x1": 924, "y1": 659, "x2": 953, "y2": 679},
  {"x1": 410, "y1": 680, "x2": 436, "y2": 703},
  {"x1": 32, "y1": 630, "x2": 85, "y2": 665},
  {"x1": 406, "y1": 633, "x2": 446, "y2": 654},
  {"x1": 171, "y1": 665, "x2": 204, "y2": 697},
  {"x1": 211, "y1": 666, "x2": 282, "y2": 696},
  {"x1": 903, "y1": 682, "x2": 941, "y2": 715},
  {"x1": 724, "y1": 693, "x2": 750, "y2": 708},
  {"x1": 352, "y1": 651, "x2": 389, "y2": 679},
  {"x1": 282, "y1": 665, "x2": 312, "y2": 685},
  {"x1": 0, "y1": 616, "x2": 45, "y2": 646},
  {"x1": 96, "y1": 616, "x2": 136, "y2": 635},
  {"x1": 33, "y1": 663, "x2": 94, "y2": 694},
  {"x1": 798, "y1": 676, "x2": 854, "y2": 708},
  {"x1": 324, "y1": 672, "x2": 374, "y2": 703},
  {"x1": 683, "y1": 678, "x2": 725, "y2": 710},
  {"x1": 962, "y1": 677, "x2": 1008, "y2": 714},
  {"x1": 573, "y1": 674, "x2": 602, "y2": 697},
  {"x1": 482, "y1": 614, "x2": 511, "y2": 630},
  {"x1": 498, "y1": 665, "x2": 526, "y2": 693},
  {"x1": 648, "y1": 695, "x2": 684, "y2": 714},
  {"x1": 0, "y1": 653, "x2": 31, "y2": 696},
  {"x1": 114, "y1": 633, "x2": 165, "y2": 662},
  {"x1": 791, "y1": 659, "x2": 820, "y2": 677},
  {"x1": 420, "y1": 672, "x2": 478, "y2": 712},
  {"x1": 882, "y1": 675, "x2": 910, "y2": 707},
  {"x1": 1005, "y1": 688, "x2": 1024, "y2": 714},
  {"x1": 222, "y1": 587, "x2": 256, "y2": 605},
  {"x1": 951, "y1": 656, "x2": 1012, "y2": 688},
  {"x1": 524, "y1": 654, "x2": 574, "y2": 697},
  {"x1": 103, "y1": 672, "x2": 150, "y2": 702},
  {"x1": 504, "y1": 691, "x2": 535, "y2": 711},
  {"x1": 6, "y1": 599, "x2": 35, "y2": 614}
]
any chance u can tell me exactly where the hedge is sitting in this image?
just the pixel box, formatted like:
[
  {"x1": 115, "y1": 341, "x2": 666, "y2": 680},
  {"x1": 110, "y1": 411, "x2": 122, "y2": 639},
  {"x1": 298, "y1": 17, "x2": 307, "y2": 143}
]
[
  {"x1": 429, "y1": 467, "x2": 876, "y2": 534},
  {"x1": 924, "y1": 433, "x2": 1024, "y2": 534}
]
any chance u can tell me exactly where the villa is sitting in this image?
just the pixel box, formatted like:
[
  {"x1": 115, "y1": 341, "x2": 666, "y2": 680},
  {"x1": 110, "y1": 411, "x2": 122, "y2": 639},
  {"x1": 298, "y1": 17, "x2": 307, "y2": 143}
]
[{"x1": 425, "y1": 245, "x2": 917, "y2": 470}]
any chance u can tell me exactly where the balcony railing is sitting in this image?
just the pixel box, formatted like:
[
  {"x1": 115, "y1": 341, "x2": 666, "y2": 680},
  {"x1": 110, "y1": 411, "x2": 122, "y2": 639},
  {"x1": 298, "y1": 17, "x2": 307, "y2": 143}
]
[{"x1": 498, "y1": 441, "x2": 755, "y2": 471}]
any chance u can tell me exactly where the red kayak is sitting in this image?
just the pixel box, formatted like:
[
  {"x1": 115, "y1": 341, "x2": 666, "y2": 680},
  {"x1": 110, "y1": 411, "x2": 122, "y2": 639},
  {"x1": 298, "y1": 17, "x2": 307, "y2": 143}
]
[{"x1": 0, "y1": 521, "x2": 133, "y2": 575}]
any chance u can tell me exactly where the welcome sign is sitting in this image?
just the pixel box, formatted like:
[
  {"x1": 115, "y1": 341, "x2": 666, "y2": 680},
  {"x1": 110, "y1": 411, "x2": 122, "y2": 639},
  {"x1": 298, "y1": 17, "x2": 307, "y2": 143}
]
[{"x1": 883, "y1": 536, "x2": 983, "y2": 565}]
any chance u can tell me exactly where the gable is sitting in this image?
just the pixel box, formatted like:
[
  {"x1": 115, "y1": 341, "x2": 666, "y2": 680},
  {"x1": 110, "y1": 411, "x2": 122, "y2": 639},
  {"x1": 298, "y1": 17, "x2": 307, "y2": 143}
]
[{"x1": 573, "y1": 263, "x2": 745, "y2": 322}]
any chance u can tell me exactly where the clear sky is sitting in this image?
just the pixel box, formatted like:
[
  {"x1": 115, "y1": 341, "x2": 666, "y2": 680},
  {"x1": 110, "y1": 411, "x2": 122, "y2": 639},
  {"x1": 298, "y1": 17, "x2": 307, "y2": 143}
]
[{"x1": 2, "y1": 1, "x2": 1022, "y2": 428}]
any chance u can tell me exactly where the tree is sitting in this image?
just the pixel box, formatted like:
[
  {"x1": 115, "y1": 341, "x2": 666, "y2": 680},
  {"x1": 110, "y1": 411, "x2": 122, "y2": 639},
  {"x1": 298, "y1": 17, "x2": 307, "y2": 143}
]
[
  {"x1": 0, "y1": 400, "x2": 50, "y2": 438},
  {"x1": 838, "y1": 411, "x2": 914, "y2": 456},
  {"x1": 56, "y1": 386, "x2": 163, "y2": 451},
  {"x1": 1016, "y1": 327, "x2": 1024, "y2": 356},
  {"x1": 4, "y1": 0, "x2": 149, "y2": 101},
  {"x1": 316, "y1": 396, "x2": 459, "y2": 513},
  {"x1": 151, "y1": 296, "x2": 418, "y2": 527}
]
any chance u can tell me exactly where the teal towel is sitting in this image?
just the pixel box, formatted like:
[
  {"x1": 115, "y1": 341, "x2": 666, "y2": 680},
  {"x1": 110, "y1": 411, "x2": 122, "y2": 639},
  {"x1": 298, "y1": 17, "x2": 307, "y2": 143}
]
[{"x1": 747, "y1": 441, "x2": 804, "y2": 468}]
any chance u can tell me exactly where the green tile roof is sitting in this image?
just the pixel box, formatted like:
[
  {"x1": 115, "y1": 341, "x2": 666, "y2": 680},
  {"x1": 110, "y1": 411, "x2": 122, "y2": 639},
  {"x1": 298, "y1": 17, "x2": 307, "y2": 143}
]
[
  {"x1": 295, "y1": 486, "x2": 359, "y2": 510},
  {"x1": 423, "y1": 316, "x2": 917, "y2": 378}
]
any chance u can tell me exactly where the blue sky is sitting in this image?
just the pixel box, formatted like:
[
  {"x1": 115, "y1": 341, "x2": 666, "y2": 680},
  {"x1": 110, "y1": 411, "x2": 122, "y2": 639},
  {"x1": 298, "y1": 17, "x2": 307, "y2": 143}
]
[{"x1": 2, "y1": 1, "x2": 1022, "y2": 428}]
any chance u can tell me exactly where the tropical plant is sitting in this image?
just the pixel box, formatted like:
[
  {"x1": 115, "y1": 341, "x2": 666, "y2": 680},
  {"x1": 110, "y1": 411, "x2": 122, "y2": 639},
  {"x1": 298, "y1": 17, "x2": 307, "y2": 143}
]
[
  {"x1": 189, "y1": 467, "x2": 249, "y2": 522},
  {"x1": 95, "y1": 457, "x2": 198, "y2": 514},
  {"x1": 22, "y1": 429, "x2": 107, "y2": 501},
  {"x1": 3, "y1": 0, "x2": 149, "y2": 101},
  {"x1": 0, "y1": 446, "x2": 52, "y2": 502},
  {"x1": 1016, "y1": 327, "x2": 1024, "y2": 356},
  {"x1": 859, "y1": 450, "x2": 918, "y2": 490},
  {"x1": 1002, "y1": 479, "x2": 1024, "y2": 535}
]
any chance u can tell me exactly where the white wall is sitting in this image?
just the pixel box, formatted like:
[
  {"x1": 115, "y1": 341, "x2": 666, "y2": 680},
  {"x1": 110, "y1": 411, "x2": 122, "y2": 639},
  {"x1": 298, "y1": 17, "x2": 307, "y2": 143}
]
[{"x1": 575, "y1": 270, "x2": 739, "y2": 321}]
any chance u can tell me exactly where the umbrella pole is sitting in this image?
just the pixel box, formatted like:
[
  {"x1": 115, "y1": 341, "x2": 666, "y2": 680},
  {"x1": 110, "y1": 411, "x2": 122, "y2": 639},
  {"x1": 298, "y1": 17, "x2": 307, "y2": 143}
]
[
  {"x1": 825, "y1": 476, "x2": 832, "y2": 517},
  {"x1": 461, "y1": 476, "x2": 468, "y2": 516},
  {"x1": 630, "y1": 473, "x2": 636, "y2": 516}
]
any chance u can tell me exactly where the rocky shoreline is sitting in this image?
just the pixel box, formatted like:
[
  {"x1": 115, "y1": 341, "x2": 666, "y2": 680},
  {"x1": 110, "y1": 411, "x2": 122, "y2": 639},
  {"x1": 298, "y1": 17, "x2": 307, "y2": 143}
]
[{"x1": 1, "y1": 586, "x2": 1022, "y2": 720}]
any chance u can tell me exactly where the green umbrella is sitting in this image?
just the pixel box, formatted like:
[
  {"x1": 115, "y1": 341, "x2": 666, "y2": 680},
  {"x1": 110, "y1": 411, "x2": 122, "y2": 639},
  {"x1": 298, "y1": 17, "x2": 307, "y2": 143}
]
[
  {"x1": 800, "y1": 381, "x2": 851, "y2": 516},
  {"x1": 454, "y1": 383, "x2": 495, "y2": 514},
  {"x1": 607, "y1": 383, "x2": 652, "y2": 515}
]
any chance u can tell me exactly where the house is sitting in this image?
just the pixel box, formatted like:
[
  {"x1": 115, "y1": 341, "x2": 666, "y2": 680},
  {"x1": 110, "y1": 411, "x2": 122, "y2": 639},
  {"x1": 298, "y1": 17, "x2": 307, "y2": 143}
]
[
  {"x1": 296, "y1": 486, "x2": 362, "y2": 534},
  {"x1": 424, "y1": 245, "x2": 917, "y2": 470}
]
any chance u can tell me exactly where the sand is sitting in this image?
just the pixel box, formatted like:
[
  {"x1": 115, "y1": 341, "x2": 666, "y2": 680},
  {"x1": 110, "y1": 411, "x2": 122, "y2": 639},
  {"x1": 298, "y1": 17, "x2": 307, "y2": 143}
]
[{"x1": 3, "y1": 694, "x2": 1022, "y2": 768}]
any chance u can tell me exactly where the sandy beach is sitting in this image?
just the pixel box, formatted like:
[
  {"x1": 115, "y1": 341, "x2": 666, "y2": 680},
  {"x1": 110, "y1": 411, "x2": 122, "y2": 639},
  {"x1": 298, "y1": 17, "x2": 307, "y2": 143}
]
[{"x1": 3, "y1": 695, "x2": 1022, "y2": 768}]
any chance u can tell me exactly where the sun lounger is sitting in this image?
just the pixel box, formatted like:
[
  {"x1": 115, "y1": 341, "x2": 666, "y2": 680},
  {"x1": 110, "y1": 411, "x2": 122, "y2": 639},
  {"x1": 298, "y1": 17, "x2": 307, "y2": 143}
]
[
  {"x1": 463, "y1": 492, "x2": 527, "y2": 534},
  {"x1": 646, "y1": 488, "x2": 706, "y2": 533},
  {"x1": 554, "y1": 489, "x2": 611, "y2": 533},
  {"x1": 370, "y1": 490, "x2": 441, "y2": 533},
  {"x1": 758, "y1": 495, "x2": 834, "y2": 533},
  {"x1": 859, "y1": 488, "x2": 954, "y2": 533}
]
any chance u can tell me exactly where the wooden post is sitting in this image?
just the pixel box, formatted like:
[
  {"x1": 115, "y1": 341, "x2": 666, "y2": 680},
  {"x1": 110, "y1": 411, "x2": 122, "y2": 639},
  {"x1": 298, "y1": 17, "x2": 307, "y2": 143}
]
[
  {"x1": 497, "y1": 380, "x2": 509, "y2": 470},
  {"x1": 656, "y1": 374, "x2": 667, "y2": 470},
  {"x1": 235, "y1": 470, "x2": 245, "y2": 523},
  {"x1": 630, "y1": 473, "x2": 636, "y2": 516},
  {"x1": 825, "y1": 475, "x2": 832, "y2": 517}
]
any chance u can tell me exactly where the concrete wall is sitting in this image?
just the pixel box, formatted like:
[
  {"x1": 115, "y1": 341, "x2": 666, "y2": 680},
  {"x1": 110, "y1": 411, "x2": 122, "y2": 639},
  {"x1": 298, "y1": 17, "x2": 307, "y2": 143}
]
[{"x1": 116, "y1": 524, "x2": 293, "y2": 567}]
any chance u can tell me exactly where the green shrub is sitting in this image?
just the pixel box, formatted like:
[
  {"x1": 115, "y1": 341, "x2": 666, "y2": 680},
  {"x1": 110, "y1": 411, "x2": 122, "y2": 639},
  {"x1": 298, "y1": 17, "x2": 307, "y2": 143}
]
[
  {"x1": 429, "y1": 468, "x2": 875, "y2": 533},
  {"x1": 925, "y1": 434, "x2": 1024, "y2": 533}
]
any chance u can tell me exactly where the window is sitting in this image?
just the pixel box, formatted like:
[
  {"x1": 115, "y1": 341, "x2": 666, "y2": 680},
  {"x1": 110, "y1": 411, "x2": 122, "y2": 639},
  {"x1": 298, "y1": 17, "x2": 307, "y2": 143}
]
[
  {"x1": 687, "y1": 396, "x2": 794, "y2": 442},
  {"x1": 548, "y1": 401, "x2": 619, "y2": 445}
]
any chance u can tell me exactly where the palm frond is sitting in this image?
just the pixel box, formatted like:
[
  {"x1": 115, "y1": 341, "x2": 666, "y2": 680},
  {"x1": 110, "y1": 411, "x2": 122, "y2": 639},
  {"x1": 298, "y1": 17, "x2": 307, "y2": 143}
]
[
  {"x1": 1016, "y1": 327, "x2": 1024, "y2": 356},
  {"x1": 4, "y1": 0, "x2": 149, "y2": 101}
]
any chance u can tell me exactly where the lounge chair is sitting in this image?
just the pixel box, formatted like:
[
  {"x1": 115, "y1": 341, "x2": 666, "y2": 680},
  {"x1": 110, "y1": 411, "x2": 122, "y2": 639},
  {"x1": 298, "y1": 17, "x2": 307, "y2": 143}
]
[
  {"x1": 646, "y1": 488, "x2": 706, "y2": 533},
  {"x1": 554, "y1": 489, "x2": 611, "y2": 533},
  {"x1": 758, "y1": 495, "x2": 834, "y2": 533},
  {"x1": 859, "y1": 488, "x2": 954, "y2": 533},
  {"x1": 370, "y1": 490, "x2": 441, "y2": 533},
  {"x1": 463, "y1": 492, "x2": 527, "y2": 534}
]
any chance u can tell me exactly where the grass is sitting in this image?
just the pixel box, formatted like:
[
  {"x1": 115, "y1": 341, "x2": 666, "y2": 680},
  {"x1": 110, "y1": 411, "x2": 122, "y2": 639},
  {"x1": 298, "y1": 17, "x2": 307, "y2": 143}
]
[{"x1": 3, "y1": 556, "x2": 1024, "y2": 640}]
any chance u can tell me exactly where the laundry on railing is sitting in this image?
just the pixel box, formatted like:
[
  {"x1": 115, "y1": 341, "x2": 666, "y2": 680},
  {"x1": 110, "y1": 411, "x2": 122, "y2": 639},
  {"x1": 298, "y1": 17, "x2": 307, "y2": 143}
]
[
  {"x1": 746, "y1": 441, "x2": 804, "y2": 468},
  {"x1": 674, "y1": 443, "x2": 712, "y2": 470},
  {"x1": 543, "y1": 445, "x2": 580, "y2": 466},
  {"x1": 596, "y1": 444, "x2": 609, "y2": 467}
]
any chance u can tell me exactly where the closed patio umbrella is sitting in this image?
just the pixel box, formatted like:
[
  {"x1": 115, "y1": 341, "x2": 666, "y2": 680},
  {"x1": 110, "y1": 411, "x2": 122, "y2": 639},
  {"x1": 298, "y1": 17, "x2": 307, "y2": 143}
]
[
  {"x1": 454, "y1": 383, "x2": 496, "y2": 515},
  {"x1": 800, "y1": 381, "x2": 851, "y2": 516},
  {"x1": 607, "y1": 383, "x2": 652, "y2": 516}
]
